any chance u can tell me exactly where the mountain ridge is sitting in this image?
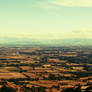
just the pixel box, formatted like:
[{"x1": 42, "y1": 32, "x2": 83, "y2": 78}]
[{"x1": 0, "y1": 37, "x2": 92, "y2": 46}]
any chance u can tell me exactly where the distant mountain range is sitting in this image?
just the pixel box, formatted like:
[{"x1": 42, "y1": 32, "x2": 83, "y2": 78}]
[
  {"x1": 0, "y1": 37, "x2": 92, "y2": 46},
  {"x1": 47, "y1": 38, "x2": 92, "y2": 46}
]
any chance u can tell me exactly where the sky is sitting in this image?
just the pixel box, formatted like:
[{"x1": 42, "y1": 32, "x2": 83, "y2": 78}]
[{"x1": 0, "y1": 0, "x2": 92, "y2": 40}]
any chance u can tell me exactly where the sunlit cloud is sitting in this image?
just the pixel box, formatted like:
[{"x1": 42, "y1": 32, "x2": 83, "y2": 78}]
[
  {"x1": 51, "y1": 0, "x2": 92, "y2": 7},
  {"x1": 72, "y1": 29, "x2": 92, "y2": 38},
  {"x1": 32, "y1": 0, "x2": 56, "y2": 9},
  {"x1": 1, "y1": 28, "x2": 92, "y2": 40}
]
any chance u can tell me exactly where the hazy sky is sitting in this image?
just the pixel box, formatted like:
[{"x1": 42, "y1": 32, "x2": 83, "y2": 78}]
[{"x1": 0, "y1": 0, "x2": 92, "y2": 39}]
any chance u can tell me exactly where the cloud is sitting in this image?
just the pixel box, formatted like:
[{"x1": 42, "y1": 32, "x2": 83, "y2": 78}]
[
  {"x1": 72, "y1": 29, "x2": 92, "y2": 34},
  {"x1": 35, "y1": 4, "x2": 56, "y2": 9},
  {"x1": 71, "y1": 29, "x2": 92, "y2": 39},
  {"x1": 32, "y1": 0, "x2": 56, "y2": 9},
  {"x1": 51, "y1": 0, "x2": 92, "y2": 7}
]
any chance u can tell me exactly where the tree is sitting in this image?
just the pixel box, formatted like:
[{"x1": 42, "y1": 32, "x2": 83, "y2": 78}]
[
  {"x1": 84, "y1": 86, "x2": 92, "y2": 92},
  {"x1": 62, "y1": 88, "x2": 74, "y2": 92},
  {"x1": 0, "y1": 85, "x2": 16, "y2": 92},
  {"x1": 74, "y1": 85, "x2": 82, "y2": 92}
]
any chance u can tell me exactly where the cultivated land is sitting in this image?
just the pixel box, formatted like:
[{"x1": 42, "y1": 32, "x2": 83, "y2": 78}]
[{"x1": 0, "y1": 46, "x2": 92, "y2": 92}]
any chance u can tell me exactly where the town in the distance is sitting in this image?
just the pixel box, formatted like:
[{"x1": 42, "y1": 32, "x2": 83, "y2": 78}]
[{"x1": 0, "y1": 46, "x2": 92, "y2": 92}]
